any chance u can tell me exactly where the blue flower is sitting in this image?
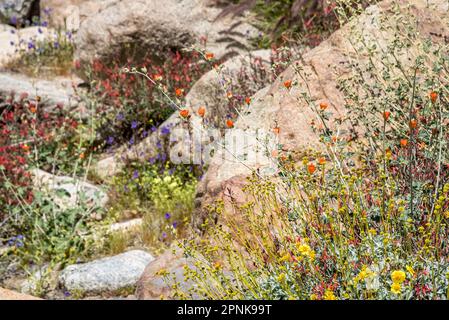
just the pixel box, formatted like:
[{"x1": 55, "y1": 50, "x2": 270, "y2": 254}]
[
  {"x1": 132, "y1": 170, "x2": 139, "y2": 179},
  {"x1": 148, "y1": 157, "x2": 156, "y2": 164},
  {"x1": 54, "y1": 41, "x2": 60, "y2": 49},
  {"x1": 107, "y1": 136, "x2": 114, "y2": 145},
  {"x1": 164, "y1": 212, "x2": 171, "y2": 220},
  {"x1": 172, "y1": 221, "x2": 178, "y2": 229},
  {"x1": 38, "y1": 27, "x2": 43, "y2": 34},
  {"x1": 10, "y1": 16, "x2": 17, "y2": 25},
  {"x1": 131, "y1": 120, "x2": 138, "y2": 129},
  {"x1": 27, "y1": 41, "x2": 35, "y2": 50},
  {"x1": 116, "y1": 113, "x2": 124, "y2": 121},
  {"x1": 161, "y1": 126, "x2": 170, "y2": 135},
  {"x1": 162, "y1": 232, "x2": 167, "y2": 239},
  {"x1": 129, "y1": 137, "x2": 135, "y2": 145}
]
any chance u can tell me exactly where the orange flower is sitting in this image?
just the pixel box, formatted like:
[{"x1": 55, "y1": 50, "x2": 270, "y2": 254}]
[
  {"x1": 319, "y1": 102, "x2": 328, "y2": 111},
  {"x1": 318, "y1": 157, "x2": 326, "y2": 165},
  {"x1": 245, "y1": 97, "x2": 251, "y2": 105},
  {"x1": 271, "y1": 150, "x2": 278, "y2": 157},
  {"x1": 430, "y1": 91, "x2": 438, "y2": 103},
  {"x1": 400, "y1": 139, "x2": 408, "y2": 147},
  {"x1": 79, "y1": 153, "x2": 85, "y2": 160},
  {"x1": 410, "y1": 119, "x2": 418, "y2": 129},
  {"x1": 154, "y1": 74, "x2": 163, "y2": 81},
  {"x1": 307, "y1": 163, "x2": 316, "y2": 174},
  {"x1": 198, "y1": 106, "x2": 206, "y2": 117},
  {"x1": 205, "y1": 52, "x2": 215, "y2": 60},
  {"x1": 29, "y1": 104, "x2": 37, "y2": 113},
  {"x1": 175, "y1": 88, "x2": 184, "y2": 97},
  {"x1": 21, "y1": 144, "x2": 30, "y2": 152},
  {"x1": 180, "y1": 109, "x2": 190, "y2": 118},
  {"x1": 284, "y1": 80, "x2": 292, "y2": 89},
  {"x1": 273, "y1": 127, "x2": 280, "y2": 135},
  {"x1": 383, "y1": 111, "x2": 391, "y2": 121},
  {"x1": 227, "y1": 91, "x2": 233, "y2": 99},
  {"x1": 226, "y1": 119, "x2": 234, "y2": 128}
]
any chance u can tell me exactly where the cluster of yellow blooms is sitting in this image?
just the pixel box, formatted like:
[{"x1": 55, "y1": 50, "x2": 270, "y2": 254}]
[
  {"x1": 390, "y1": 270, "x2": 406, "y2": 295},
  {"x1": 296, "y1": 243, "x2": 316, "y2": 261}
]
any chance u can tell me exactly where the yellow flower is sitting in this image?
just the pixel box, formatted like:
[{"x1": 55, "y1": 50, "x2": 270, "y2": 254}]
[
  {"x1": 406, "y1": 266, "x2": 415, "y2": 277},
  {"x1": 310, "y1": 294, "x2": 318, "y2": 300},
  {"x1": 296, "y1": 243, "x2": 316, "y2": 260},
  {"x1": 323, "y1": 289, "x2": 337, "y2": 300},
  {"x1": 277, "y1": 273, "x2": 286, "y2": 282},
  {"x1": 390, "y1": 282, "x2": 401, "y2": 295},
  {"x1": 391, "y1": 270, "x2": 406, "y2": 284}
]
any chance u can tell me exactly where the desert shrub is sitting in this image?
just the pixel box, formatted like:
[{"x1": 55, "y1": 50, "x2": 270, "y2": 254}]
[
  {"x1": 84, "y1": 50, "x2": 213, "y2": 149},
  {"x1": 157, "y1": 0, "x2": 449, "y2": 300}
]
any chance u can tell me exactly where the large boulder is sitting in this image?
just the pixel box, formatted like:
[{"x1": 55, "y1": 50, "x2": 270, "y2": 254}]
[
  {"x1": 59, "y1": 250, "x2": 154, "y2": 294},
  {"x1": 0, "y1": 0, "x2": 37, "y2": 25},
  {"x1": 39, "y1": 0, "x2": 119, "y2": 31},
  {"x1": 0, "y1": 72, "x2": 85, "y2": 115},
  {"x1": 74, "y1": 0, "x2": 259, "y2": 76},
  {"x1": 193, "y1": 0, "x2": 449, "y2": 230}
]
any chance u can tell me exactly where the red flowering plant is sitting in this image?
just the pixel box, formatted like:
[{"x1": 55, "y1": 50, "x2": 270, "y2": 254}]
[
  {"x1": 0, "y1": 92, "x2": 85, "y2": 239},
  {"x1": 83, "y1": 50, "x2": 213, "y2": 150}
]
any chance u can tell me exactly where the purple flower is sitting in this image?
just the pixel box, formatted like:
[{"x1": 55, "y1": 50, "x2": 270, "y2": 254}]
[
  {"x1": 116, "y1": 113, "x2": 124, "y2": 121},
  {"x1": 27, "y1": 41, "x2": 35, "y2": 50},
  {"x1": 148, "y1": 157, "x2": 156, "y2": 164},
  {"x1": 41, "y1": 21, "x2": 48, "y2": 27},
  {"x1": 64, "y1": 291, "x2": 71, "y2": 297},
  {"x1": 150, "y1": 126, "x2": 158, "y2": 132},
  {"x1": 164, "y1": 212, "x2": 171, "y2": 220},
  {"x1": 131, "y1": 120, "x2": 138, "y2": 129},
  {"x1": 38, "y1": 27, "x2": 43, "y2": 34},
  {"x1": 107, "y1": 136, "x2": 114, "y2": 145},
  {"x1": 161, "y1": 126, "x2": 170, "y2": 135},
  {"x1": 10, "y1": 16, "x2": 17, "y2": 25},
  {"x1": 129, "y1": 137, "x2": 135, "y2": 145},
  {"x1": 132, "y1": 170, "x2": 139, "y2": 179},
  {"x1": 172, "y1": 221, "x2": 178, "y2": 229},
  {"x1": 162, "y1": 232, "x2": 167, "y2": 239},
  {"x1": 156, "y1": 140, "x2": 162, "y2": 149},
  {"x1": 54, "y1": 41, "x2": 60, "y2": 49},
  {"x1": 142, "y1": 130, "x2": 148, "y2": 138}
]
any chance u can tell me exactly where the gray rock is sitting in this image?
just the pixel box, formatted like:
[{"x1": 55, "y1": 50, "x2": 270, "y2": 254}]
[
  {"x1": 31, "y1": 169, "x2": 109, "y2": 211},
  {"x1": 59, "y1": 250, "x2": 155, "y2": 294},
  {"x1": 0, "y1": 72, "x2": 87, "y2": 116},
  {"x1": 0, "y1": 0, "x2": 36, "y2": 24},
  {"x1": 75, "y1": 0, "x2": 259, "y2": 76}
]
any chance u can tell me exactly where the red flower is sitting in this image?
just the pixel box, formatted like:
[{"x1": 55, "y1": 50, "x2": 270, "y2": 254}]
[
  {"x1": 226, "y1": 119, "x2": 234, "y2": 128},
  {"x1": 284, "y1": 80, "x2": 292, "y2": 89},
  {"x1": 383, "y1": 111, "x2": 391, "y2": 121},
  {"x1": 198, "y1": 106, "x2": 206, "y2": 118},
  {"x1": 180, "y1": 109, "x2": 190, "y2": 118}
]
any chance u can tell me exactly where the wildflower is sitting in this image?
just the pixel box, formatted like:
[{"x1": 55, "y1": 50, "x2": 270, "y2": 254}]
[
  {"x1": 227, "y1": 91, "x2": 233, "y2": 99},
  {"x1": 29, "y1": 104, "x2": 37, "y2": 113},
  {"x1": 390, "y1": 282, "x2": 401, "y2": 295},
  {"x1": 323, "y1": 290, "x2": 337, "y2": 300},
  {"x1": 154, "y1": 74, "x2": 163, "y2": 81},
  {"x1": 400, "y1": 139, "x2": 408, "y2": 147},
  {"x1": 307, "y1": 163, "x2": 316, "y2": 174},
  {"x1": 410, "y1": 119, "x2": 418, "y2": 129},
  {"x1": 310, "y1": 294, "x2": 318, "y2": 300},
  {"x1": 383, "y1": 111, "x2": 391, "y2": 121},
  {"x1": 205, "y1": 52, "x2": 214, "y2": 60},
  {"x1": 296, "y1": 243, "x2": 315, "y2": 260},
  {"x1": 277, "y1": 273, "x2": 286, "y2": 282},
  {"x1": 406, "y1": 266, "x2": 415, "y2": 277},
  {"x1": 107, "y1": 136, "x2": 114, "y2": 145},
  {"x1": 175, "y1": 88, "x2": 184, "y2": 97},
  {"x1": 391, "y1": 270, "x2": 406, "y2": 284},
  {"x1": 318, "y1": 157, "x2": 326, "y2": 165},
  {"x1": 283, "y1": 80, "x2": 292, "y2": 89},
  {"x1": 164, "y1": 212, "x2": 171, "y2": 220},
  {"x1": 21, "y1": 144, "x2": 30, "y2": 152},
  {"x1": 131, "y1": 120, "x2": 138, "y2": 129},
  {"x1": 172, "y1": 221, "x2": 178, "y2": 229},
  {"x1": 132, "y1": 170, "x2": 139, "y2": 179},
  {"x1": 273, "y1": 127, "x2": 280, "y2": 135},
  {"x1": 198, "y1": 106, "x2": 206, "y2": 117},
  {"x1": 180, "y1": 109, "x2": 190, "y2": 118},
  {"x1": 79, "y1": 153, "x2": 85, "y2": 160},
  {"x1": 213, "y1": 262, "x2": 222, "y2": 270},
  {"x1": 245, "y1": 97, "x2": 251, "y2": 105},
  {"x1": 319, "y1": 102, "x2": 328, "y2": 110},
  {"x1": 226, "y1": 119, "x2": 234, "y2": 128},
  {"x1": 429, "y1": 91, "x2": 438, "y2": 103}
]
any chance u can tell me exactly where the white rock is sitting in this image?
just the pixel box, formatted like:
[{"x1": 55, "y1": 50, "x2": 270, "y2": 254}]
[{"x1": 59, "y1": 250, "x2": 155, "y2": 293}]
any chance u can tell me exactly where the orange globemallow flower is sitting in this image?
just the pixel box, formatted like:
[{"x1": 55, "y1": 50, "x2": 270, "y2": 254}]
[
  {"x1": 273, "y1": 127, "x2": 280, "y2": 135},
  {"x1": 205, "y1": 52, "x2": 214, "y2": 60},
  {"x1": 319, "y1": 102, "x2": 328, "y2": 110},
  {"x1": 79, "y1": 153, "x2": 85, "y2": 160},
  {"x1": 198, "y1": 106, "x2": 206, "y2": 117},
  {"x1": 175, "y1": 88, "x2": 184, "y2": 97},
  {"x1": 245, "y1": 97, "x2": 251, "y2": 105},
  {"x1": 180, "y1": 109, "x2": 190, "y2": 118},
  {"x1": 318, "y1": 157, "x2": 326, "y2": 165},
  {"x1": 410, "y1": 119, "x2": 418, "y2": 129},
  {"x1": 307, "y1": 163, "x2": 316, "y2": 174},
  {"x1": 430, "y1": 91, "x2": 438, "y2": 103},
  {"x1": 29, "y1": 103, "x2": 37, "y2": 113},
  {"x1": 226, "y1": 119, "x2": 234, "y2": 128},
  {"x1": 284, "y1": 80, "x2": 292, "y2": 89},
  {"x1": 383, "y1": 111, "x2": 391, "y2": 121},
  {"x1": 400, "y1": 139, "x2": 408, "y2": 147},
  {"x1": 227, "y1": 91, "x2": 233, "y2": 99}
]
